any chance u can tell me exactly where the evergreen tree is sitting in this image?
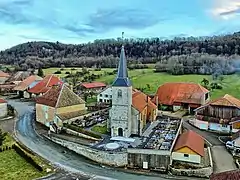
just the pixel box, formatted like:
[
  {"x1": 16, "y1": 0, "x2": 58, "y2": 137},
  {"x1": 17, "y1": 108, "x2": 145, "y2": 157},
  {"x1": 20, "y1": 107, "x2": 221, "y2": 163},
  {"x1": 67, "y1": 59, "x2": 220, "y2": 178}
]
[
  {"x1": 0, "y1": 128, "x2": 7, "y2": 146},
  {"x1": 37, "y1": 67, "x2": 44, "y2": 77}
]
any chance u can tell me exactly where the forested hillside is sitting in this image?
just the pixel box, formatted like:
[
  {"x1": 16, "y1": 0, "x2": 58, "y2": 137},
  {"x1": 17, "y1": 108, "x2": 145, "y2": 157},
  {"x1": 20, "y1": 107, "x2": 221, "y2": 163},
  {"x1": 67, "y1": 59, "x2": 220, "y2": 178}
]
[{"x1": 0, "y1": 32, "x2": 240, "y2": 75}]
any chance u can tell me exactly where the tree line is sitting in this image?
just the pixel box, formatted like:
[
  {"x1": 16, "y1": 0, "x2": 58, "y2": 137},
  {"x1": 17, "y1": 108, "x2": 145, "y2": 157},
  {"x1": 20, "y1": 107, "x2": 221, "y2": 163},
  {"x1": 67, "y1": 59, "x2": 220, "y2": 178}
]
[{"x1": 0, "y1": 31, "x2": 240, "y2": 75}]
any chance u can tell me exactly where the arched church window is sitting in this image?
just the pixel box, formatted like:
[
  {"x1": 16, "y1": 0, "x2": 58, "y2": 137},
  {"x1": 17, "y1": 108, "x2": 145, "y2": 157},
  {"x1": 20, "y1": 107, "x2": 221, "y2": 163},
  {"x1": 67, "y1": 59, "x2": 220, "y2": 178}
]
[{"x1": 117, "y1": 89, "x2": 122, "y2": 97}]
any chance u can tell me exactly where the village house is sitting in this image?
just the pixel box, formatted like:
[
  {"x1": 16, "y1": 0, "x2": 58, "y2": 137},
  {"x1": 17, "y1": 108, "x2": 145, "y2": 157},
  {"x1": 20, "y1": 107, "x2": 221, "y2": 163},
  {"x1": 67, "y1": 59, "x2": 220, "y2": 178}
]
[
  {"x1": 13, "y1": 75, "x2": 43, "y2": 98},
  {"x1": 153, "y1": 82, "x2": 210, "y2": 114},
  {"x1": 6, "y1": 71, "x2": 31, "y2": 85},
  {"x1": 108, "y1": 45, "x2": 158, "y2": 137},
  {"x1": 0, "y1": 70, "x2": 10, "y2": 84},
  {"x1": 0, "y1": 98, "x2": 8, "y2": 118},
  {"x1": 35, "y1": 83, "x2": 86, "y2": 133},
  {"x1": 80, "y1": 82, "x2": 106, "y2": 92},
  {"x1": 193, "y1": 94, "x2": 240, "y2": 133},
  {"x1": 28, "y1": 74, "x2": 62, "y2": 96},
  {"x1": 97, "y1": 87, "x2": 112, "y2": 104},
  {"x1": 172, "y1": 130, "x2": 205, "y2": 164}
]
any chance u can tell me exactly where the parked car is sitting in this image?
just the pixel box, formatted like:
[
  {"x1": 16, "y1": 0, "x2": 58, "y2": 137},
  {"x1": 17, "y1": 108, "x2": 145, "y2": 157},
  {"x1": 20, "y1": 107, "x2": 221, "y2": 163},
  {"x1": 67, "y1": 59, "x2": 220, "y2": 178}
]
[
  {"x1": 226, "y1": 141, "x2": 234, "y2": 150},
  {"x1": 226, "y1": 141, "x2": 240, "y2": 152}
]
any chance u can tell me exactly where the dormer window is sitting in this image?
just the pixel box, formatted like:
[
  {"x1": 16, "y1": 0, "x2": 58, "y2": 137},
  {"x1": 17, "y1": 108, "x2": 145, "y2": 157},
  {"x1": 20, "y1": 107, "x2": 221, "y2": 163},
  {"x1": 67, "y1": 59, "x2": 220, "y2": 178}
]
[{"x1": 118, "y1": 89, "x2": 122, "y2": 98}]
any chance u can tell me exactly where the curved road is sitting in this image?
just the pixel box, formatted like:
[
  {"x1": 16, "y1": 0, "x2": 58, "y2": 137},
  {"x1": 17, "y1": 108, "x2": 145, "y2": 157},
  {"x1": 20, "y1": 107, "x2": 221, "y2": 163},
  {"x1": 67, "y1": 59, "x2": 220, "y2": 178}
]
[{"x1": 9, "y1": 100, "x2": 201, "y2": 180}]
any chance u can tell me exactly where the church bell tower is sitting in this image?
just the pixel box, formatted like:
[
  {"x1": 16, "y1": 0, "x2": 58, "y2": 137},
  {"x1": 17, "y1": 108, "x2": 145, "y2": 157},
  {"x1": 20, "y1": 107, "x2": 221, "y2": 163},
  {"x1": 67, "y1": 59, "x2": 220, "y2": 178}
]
[{"x1": 110, "y1": 42, "x2": 132, "y2": 137}]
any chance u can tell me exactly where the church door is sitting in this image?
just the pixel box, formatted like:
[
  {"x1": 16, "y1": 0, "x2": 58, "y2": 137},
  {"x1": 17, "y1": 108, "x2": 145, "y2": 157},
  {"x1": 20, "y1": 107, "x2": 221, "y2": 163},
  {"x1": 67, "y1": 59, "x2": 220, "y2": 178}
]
[{"x1": 118, "y1": 128, "x2": 123, "y2": 136}]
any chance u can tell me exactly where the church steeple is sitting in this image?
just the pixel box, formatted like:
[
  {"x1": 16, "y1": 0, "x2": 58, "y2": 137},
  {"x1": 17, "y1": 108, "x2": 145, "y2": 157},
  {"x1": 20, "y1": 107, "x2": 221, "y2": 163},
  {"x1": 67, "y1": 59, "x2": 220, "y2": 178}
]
[{"x1": 112, "y1": 45, "x2": 131, "y2": 87}]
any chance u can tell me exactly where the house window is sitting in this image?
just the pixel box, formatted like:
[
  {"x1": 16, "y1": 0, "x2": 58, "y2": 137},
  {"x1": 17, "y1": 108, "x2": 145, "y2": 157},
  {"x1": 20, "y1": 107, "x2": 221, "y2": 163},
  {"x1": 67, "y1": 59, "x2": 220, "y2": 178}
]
[
  {"x1": 205, "y1": 93, "x2": 209, "y2": 100},
  {"x1": 110, "y1": 95, "x2": 112, "y2": 98},
  {"x1": 222, "y1": 124, "x2": 228, "y2": 128},
  {"x1": 184, "y1": 154, "x2": 189, "y2": 158},
  {"x1": 100, "y1": 94, "x2": 102, "y2": 97},
  {"x1": 99, "y1": 99, "x2": 102, "y2": 102},
  {"x1": 105, "y1": 94, "x2": 108, "y2": 98},
  {"x1": 117, "y1": 89, "x2": 122, "y2": 98}
]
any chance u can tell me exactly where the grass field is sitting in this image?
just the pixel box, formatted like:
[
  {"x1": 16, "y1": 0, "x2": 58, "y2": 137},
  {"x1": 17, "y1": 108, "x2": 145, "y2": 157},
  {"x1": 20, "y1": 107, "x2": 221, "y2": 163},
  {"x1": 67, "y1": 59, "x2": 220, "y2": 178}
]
[
  {"x1": 43, "y1": 67, "x2": 114, "y2": 78},
  {"x1": 91, "y1": 123, "x2": 108, "y2": 134},
  {"x1": 0, "y1": 134, "x2": 49, "y2": 180},
  {"x1": 43, "y1": 67, "x2": 240, "y2": 100},
  {"x1": 0, "y1": 150, "x2": 46, "y2": 180}
]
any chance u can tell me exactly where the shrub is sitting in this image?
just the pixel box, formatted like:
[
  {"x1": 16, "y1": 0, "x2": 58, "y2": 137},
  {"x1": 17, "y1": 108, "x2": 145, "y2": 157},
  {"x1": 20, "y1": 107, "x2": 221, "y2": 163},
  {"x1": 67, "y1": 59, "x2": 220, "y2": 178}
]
[
  {"x1": 12, "y1": 144, "x2": 43, "y2": 171},
  {"x1": 64, "y1": 124, "x2": 101, "y2": 139},
  {"x1": 65, "y1": 71, "x2": 70, "y2": 74},
  {"x1": 54, "y1": 70, "x2": 61, "y2": 74}
]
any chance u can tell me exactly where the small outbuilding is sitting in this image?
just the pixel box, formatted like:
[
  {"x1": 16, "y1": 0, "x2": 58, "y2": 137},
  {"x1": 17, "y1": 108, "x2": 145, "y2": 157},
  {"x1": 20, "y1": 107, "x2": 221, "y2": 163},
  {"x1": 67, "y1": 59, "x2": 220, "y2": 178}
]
[{"x1": 172, "y1": 130, "x2": 204, "y2": 164}]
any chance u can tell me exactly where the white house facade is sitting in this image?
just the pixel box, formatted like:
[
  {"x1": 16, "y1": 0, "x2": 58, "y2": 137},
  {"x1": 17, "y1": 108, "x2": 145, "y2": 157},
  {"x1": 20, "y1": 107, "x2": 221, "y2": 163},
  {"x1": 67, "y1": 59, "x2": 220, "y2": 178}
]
[{"x1": 97, "y1": 87, "x2": 112, "y2": 103}]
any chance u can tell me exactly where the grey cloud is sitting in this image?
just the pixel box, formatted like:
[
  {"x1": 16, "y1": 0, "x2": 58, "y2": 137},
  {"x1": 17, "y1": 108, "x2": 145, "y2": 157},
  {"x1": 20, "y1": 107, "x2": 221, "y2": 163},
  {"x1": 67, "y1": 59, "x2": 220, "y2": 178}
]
[
  {"x1": 88, "y1": 8, "x2": 163, "y2": 30},
  {"x1": 0, "y1": 0, "x2": 33, "y2": 24},
  {"x1": 63, "y1": 8, "x2": 166, "y2": 36},
  {"x1": 62, "y1": 25, "x2": 96, "y2": 36},
  {"x1": 18, "y1": 35, "x2": 52, "y2": 41},
  {"x1": 219, "y1": 6, "x2": 240, "y2": 16}
]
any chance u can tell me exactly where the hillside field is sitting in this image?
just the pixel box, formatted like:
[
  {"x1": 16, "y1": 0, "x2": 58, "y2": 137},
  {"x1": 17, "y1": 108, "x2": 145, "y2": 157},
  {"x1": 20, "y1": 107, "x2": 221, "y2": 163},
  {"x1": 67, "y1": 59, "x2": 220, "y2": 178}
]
[
  {"x1": 0, "y1": 135, "x2": 47, "y2": 180},
  {"x1": 43, "y1": 67, "x2": 240, "y2": 100}
]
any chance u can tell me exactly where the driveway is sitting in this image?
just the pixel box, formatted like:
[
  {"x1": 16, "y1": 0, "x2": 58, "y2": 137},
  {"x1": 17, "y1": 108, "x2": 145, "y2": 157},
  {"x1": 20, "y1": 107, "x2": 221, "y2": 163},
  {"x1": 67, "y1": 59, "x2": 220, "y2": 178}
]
[
  {"x1": 8, "y1": 99, "x2": 202, "y2": 180},
  {"x1": 182, "y1": 118, "x2": 237, "y2": 173}
]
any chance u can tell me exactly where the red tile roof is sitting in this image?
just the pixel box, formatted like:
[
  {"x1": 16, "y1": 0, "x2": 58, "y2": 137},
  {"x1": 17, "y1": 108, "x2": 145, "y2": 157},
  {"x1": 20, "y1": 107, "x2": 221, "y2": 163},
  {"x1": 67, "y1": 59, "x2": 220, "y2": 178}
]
[
  {"x1": 210, "y1": 170, "x2": 240, "y2": 180},
  {"x1": 154, "y1": 82, "x2": 209, "y2": 105},
  {"x1": 174, "y1": 130, "x2": 205, "y2": 156},
  {"x1": 81, "y1": 82, "x2": 106, "y2": 89},
  {"x1": 0, "y1": 98, "x2": 7, "y2": 103},
  {"x1": 28, "y1": 75, "x2": 62, "y2": 94},
  {"x1": 13, "y1": 75, "x2": 43, "y2": 91},
  {"x1": 210, "y1": 94, "x2": 240, "y2": 108},
  {"x1": 0, "y1": 70, "x2": 10, "y2": 77},
  {"x1": 132, "y1": 90, "x2": 157, "y2": 112},
  {"x1": 36, "y1": 84, "x2": 85, "y2": 108},
  {"x1": 36, "y1": 85, "x2": 62, "y2": 107}
]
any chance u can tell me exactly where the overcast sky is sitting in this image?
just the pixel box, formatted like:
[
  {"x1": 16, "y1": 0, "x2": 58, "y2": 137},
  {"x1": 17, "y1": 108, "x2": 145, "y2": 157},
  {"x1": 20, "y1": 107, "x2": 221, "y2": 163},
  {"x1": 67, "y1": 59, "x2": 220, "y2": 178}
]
[{"x1": 0, "y1": 0, "x2": 240, "y2": 50}]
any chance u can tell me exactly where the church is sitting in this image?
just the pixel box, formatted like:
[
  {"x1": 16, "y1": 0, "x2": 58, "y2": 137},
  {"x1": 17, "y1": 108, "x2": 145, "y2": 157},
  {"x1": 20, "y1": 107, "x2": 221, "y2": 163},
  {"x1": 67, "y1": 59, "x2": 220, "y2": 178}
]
[{"x1": 108, "y1": 46, "x2": 158, "y2": 138}]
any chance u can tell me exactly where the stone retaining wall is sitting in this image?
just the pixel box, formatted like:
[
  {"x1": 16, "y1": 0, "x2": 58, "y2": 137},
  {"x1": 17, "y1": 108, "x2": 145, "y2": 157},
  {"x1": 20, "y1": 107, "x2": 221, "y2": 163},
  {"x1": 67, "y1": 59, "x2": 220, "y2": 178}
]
[
  {"x1": 48, "y1": 136, "x2": 128, "y2": 167},
  {"x1": 63, "y1": 128, "x2": 100, "y2": 141}
]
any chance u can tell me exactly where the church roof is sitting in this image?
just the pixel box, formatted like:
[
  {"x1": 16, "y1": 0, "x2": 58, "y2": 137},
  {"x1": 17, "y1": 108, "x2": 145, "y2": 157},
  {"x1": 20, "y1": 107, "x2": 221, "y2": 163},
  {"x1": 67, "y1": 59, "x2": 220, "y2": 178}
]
[
  {"x1": 112, "y1": 46, "x2": 131, "y2": 87},
  {"x1": 132, "y1": 90, "x2": 157, "y2": 112}
]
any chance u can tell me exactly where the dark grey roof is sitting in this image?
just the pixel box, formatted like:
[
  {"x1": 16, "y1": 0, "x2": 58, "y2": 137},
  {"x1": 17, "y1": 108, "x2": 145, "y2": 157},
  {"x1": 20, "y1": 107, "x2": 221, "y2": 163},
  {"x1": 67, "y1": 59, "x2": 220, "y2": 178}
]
[{"x1": 112, "y1": 46, "x2": 131, "y2": 87}]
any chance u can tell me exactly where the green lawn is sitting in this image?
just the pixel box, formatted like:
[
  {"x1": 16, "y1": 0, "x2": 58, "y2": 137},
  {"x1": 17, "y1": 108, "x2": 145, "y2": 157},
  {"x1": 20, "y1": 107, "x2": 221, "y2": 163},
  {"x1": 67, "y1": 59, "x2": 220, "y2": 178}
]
[
  {"x1": 43, "y1": 67, "x2": 114, "y2": 78},
  {"x1": 91, "y1": 123, "x2": 108, "y2": 134},
  {"x1": 0, "y1": 134, "x2": 50, "y2": 180},
  {"x1": 43, "y1": 67, "x2": 240, "y2": 100},
  {"x1": 0, "y1": 150, "x2": 46, "y2": 180},
  {"x1": 96, "y1": 69, "x2": 240, "y2": 100}
]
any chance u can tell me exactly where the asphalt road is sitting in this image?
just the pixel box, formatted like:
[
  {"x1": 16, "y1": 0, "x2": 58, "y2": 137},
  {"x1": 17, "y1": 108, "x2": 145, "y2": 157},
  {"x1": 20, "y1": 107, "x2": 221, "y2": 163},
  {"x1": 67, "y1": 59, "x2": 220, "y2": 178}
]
[{"x1": 8, "y1": 99, "x2": 202, "y2": 180}]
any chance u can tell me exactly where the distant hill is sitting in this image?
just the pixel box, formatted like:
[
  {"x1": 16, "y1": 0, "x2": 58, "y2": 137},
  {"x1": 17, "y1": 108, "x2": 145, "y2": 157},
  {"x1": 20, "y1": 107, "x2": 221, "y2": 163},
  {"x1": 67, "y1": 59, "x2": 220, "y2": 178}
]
[{"x1": 0, "y1": 32, "x2": 240, "y2": 75}]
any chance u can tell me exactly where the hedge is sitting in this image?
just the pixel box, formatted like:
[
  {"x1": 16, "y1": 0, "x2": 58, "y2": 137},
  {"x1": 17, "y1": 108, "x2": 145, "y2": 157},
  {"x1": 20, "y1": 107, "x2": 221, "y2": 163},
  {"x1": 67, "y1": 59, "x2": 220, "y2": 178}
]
[
  {"x1": 64, "y1": 124, "x2": 101, "y2": 139},
  {"x1": 12, "y1": 144, "x2": 43, "y2": 172}
]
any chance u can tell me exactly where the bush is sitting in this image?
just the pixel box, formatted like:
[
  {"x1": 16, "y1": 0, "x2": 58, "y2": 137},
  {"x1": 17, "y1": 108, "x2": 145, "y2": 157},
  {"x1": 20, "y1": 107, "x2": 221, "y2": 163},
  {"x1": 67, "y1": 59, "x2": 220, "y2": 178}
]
[
  {"x1": 7, "y1": 104, "x2": 15, "y2": 116},
  {"x1": 12, "y1": 144, "x2": 43, "y2": 171},
  {"x1": 54, "y1": 70, "x2": 61, "y2": 74},
  {"x1": 64, "y1": 124, "x2": 101, "y2": 139},
  {"x1": 65, "y1": 71, "x2": 70, "y2": 74}
]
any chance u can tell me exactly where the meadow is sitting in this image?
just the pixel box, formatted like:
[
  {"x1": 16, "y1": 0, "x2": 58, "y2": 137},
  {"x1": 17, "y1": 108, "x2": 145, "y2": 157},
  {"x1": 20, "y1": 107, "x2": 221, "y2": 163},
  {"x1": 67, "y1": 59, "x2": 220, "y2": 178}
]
[
  {"x1": 0, "y1": 134, "x2": 49, "y2": 180},
  {"x1": 43, "y1": 67, "x2": 240, "y2": 100}
]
